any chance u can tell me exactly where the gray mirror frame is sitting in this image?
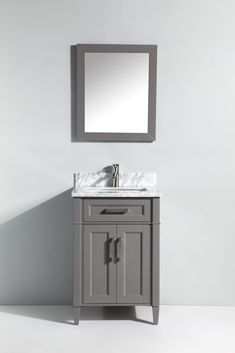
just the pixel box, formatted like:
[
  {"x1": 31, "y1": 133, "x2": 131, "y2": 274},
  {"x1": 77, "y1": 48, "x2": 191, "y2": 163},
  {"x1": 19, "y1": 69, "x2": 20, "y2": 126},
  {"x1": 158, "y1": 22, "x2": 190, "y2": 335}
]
[{"x1": 72, "y1": 44, "x2": 157, "y2": 142}]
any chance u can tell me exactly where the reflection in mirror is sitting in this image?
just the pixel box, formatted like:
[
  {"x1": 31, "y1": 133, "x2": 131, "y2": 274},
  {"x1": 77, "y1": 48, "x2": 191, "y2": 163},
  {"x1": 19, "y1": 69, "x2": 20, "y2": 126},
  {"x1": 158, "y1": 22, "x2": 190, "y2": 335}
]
[{"x1": 84, "y1": 53, "x2": 149, "y2": 133}]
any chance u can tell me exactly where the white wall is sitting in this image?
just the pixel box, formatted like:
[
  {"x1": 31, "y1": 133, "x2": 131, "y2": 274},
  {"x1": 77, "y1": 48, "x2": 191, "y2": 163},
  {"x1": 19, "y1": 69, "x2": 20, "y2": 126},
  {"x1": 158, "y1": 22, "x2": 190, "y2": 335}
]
[{"x1": 0, "y1": 0, "x2": 235, "y2": 305}]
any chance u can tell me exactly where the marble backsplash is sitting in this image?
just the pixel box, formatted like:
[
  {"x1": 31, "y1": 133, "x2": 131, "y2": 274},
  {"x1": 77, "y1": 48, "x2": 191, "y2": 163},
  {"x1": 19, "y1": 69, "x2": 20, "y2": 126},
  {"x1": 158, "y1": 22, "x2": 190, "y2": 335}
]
[{"x1": 73, "y1": 172, "x2": 157, "y2": 192}]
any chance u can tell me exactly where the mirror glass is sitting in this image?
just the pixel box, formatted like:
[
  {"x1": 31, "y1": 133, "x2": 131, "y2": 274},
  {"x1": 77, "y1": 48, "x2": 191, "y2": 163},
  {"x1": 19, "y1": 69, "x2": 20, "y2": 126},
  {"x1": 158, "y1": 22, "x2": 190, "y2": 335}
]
[
  {"x1": 84, "y1": 53, "x2": 149, "y2": 133},
  {"x1": 73, "y1": 44, "x2": 157, "y2": 142}
]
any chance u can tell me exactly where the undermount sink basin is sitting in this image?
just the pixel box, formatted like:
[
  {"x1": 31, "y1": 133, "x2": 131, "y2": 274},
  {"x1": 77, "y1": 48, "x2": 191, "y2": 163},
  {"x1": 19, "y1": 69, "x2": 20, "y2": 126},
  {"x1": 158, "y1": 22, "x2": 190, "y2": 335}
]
[{"x1": 82, "y1": 187, "x2": 148, "y2": 193}]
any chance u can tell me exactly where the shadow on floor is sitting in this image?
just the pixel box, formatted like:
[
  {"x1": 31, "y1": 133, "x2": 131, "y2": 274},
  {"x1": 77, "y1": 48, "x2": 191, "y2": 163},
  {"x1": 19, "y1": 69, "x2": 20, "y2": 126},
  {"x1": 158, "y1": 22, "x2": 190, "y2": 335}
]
[{"x1": 0, "y1": 305, "x2": 153, "y2": 325}]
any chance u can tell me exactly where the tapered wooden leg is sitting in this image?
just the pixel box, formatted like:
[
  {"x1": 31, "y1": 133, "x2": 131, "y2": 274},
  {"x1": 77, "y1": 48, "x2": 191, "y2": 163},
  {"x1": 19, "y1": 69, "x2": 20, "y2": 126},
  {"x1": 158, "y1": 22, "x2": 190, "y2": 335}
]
[
  {"x1": 152, "y1": 306, "x2": 159, "y2": 325},
  {"x1": 74, "y1": 307, "x2": 80, "y2": 325}
]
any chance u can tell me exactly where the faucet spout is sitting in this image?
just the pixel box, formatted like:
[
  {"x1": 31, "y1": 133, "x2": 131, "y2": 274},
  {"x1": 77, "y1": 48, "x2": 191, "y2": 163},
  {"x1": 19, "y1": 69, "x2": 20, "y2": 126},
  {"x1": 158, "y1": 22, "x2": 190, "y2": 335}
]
[{"x1": 112, "y1": 164, "x2": 119, "y2": 187}]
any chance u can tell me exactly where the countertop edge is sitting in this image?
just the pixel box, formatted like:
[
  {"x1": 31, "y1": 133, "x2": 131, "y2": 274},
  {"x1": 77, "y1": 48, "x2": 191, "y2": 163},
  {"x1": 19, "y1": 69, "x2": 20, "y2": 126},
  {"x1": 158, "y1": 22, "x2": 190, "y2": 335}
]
[{"x1": 71, "y1": 191, "x2": 162, "y2": 198}]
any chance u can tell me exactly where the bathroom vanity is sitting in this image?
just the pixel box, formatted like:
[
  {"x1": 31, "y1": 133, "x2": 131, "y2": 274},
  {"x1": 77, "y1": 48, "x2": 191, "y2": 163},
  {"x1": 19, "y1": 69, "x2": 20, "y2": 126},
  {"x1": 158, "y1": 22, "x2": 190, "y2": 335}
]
[
  {"x1": 72, "y1": 172, "x2": 161, "y2": 325},
  {"x1": 71, "y1": 43, "x2": 159, "y2": 324}
]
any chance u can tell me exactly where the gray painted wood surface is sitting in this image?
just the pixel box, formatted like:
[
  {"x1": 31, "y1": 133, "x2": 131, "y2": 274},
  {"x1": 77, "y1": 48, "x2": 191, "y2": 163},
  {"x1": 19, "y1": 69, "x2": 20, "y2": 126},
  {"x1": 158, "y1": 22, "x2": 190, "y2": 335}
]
[
  {"x1": 73, "y1": 198, "x2": 83, "y2": 307},
  {"x1": 73, "y1": 224, "x2": 82, "y2": 307},
  {"x1": 151, "y1": 198, "x2": 160, "y2": 308},
  {"x1": 83, "y1": 198, "x2": 151, "y2": 223},
  {"x1": 152, "y1": 306, "x2": 159, "y2": 325},
  {"x1": 73, "y1": 307, "x2": 80, "y2": 325},
  {"x1": 73, "y1": 197, "x2": 160, "y2": 325},
  {"x1": 116, "y1": 225, "x2": 151, "y2": 304},
  {"x1": 83, "y1": 224, "x2": 116, "y2": 304}
]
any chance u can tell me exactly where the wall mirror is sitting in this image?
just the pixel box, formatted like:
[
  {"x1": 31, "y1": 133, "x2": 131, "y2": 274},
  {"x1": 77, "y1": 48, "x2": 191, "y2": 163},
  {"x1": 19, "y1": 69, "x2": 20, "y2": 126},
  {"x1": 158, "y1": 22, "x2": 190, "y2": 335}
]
[{"x1": 72, "y1": 44, "x2": 157, "y2": 142}]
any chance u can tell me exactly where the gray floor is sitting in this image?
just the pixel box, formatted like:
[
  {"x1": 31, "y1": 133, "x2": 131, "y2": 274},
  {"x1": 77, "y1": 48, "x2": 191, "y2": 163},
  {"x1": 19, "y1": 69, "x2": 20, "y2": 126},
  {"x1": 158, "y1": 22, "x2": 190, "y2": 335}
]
[{"x1": 0, "y1": 305, "x2": 234, "y2": 353}]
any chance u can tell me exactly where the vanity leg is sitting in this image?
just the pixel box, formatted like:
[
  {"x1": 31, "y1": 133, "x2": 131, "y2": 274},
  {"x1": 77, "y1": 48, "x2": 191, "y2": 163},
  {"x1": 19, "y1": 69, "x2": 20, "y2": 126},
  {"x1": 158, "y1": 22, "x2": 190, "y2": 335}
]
[
  {"x1": 74, "y1": 307, "x2": 80, "y2": 325},
  {"x1": 152, "y1": 306, "x2": 159, "y2": 325}
]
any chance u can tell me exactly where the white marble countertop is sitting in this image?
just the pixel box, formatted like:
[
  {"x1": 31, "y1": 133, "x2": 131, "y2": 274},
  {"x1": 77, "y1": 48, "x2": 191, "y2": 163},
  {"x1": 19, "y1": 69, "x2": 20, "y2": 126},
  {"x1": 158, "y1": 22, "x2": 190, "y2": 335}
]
[{"x1": 72, "y1": 172, "x2": 161, "y2": 198}]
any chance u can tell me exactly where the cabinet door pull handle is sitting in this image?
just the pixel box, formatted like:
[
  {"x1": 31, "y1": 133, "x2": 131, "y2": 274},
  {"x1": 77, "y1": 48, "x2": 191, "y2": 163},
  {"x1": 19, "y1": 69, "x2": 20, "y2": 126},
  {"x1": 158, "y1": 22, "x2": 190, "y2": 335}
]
[
  {"x1": 108, "y1": 238, "x2": 114, "y2": 262},
  {"x1": 115, "y1": 238, "x2": 121, "y2": 262},
  {"x1": 101, "y1": 208, "x2": 128, "y2": 215}
]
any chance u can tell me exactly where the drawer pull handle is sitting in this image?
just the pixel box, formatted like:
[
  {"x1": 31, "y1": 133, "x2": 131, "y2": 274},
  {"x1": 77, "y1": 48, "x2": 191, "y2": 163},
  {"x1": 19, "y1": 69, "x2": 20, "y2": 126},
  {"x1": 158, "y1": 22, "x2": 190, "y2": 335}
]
[
  {"x1": 101, "y1": 208, "x2": 128, "y2": 215},
  {"x1": 108, "y1": 238, "x2": 114, "y2": 262}
]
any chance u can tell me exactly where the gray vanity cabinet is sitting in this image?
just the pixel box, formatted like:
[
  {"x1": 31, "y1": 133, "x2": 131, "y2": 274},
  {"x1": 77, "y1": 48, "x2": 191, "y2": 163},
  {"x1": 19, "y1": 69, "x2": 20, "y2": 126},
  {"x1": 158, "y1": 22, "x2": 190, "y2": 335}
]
[{"x1": 73, "y1": 198, "x2": 160, "y2": 325}]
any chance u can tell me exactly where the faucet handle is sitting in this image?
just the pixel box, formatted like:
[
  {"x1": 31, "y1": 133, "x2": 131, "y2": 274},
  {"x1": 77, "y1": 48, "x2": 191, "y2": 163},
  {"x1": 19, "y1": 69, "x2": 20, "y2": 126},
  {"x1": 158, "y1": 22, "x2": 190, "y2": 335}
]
[{"x1": 112, "y1": 163, "x2": 119, "y2": 170}]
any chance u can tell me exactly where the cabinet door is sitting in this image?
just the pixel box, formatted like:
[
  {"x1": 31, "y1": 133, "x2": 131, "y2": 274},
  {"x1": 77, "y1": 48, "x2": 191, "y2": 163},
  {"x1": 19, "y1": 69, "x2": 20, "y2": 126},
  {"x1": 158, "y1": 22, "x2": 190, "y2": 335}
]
[
  {"x1": 116, "y1": 225, "x2": 151, "y2": 304},
  {"x1": 83, "y1": 225, "x2": 116, "y2": 304}
]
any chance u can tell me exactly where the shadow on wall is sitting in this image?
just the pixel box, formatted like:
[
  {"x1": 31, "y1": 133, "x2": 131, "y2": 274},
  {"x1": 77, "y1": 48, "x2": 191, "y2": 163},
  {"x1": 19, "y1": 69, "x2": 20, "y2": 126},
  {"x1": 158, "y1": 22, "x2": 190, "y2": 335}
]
[{"x1": 0, "y1": 189, "x2": 73, "y2": 305}]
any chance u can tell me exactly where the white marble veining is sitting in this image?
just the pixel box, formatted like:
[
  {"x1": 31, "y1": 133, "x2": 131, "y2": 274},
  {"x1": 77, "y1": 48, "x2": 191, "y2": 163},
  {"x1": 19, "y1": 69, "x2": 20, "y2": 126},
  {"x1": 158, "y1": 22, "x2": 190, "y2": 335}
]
[{"x1": 72, "y1": 172, "x2": 161, "y2": 197}]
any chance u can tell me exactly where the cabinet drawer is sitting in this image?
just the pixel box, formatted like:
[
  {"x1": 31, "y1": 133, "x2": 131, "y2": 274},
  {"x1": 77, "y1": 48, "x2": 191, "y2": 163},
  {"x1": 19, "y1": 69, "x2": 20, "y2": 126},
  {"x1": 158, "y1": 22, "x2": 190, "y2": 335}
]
[{"x1": 83, "y1": 199, "x2": 151, "y2": 222}]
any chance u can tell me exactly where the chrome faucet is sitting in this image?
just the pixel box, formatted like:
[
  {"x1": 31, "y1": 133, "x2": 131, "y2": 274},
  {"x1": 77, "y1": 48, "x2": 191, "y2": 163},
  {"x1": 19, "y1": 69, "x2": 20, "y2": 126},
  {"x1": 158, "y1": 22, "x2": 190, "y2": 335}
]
[{"x1": 112, "y1": 164, "x2": 119, "y2": 187}]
